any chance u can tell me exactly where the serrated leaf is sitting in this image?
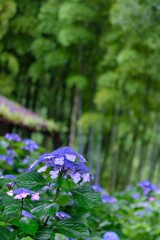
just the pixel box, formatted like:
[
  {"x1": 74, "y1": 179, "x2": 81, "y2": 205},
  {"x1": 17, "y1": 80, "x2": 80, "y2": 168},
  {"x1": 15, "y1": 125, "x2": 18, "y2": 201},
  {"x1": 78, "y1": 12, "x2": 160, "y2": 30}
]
[
  {"x1": 57, "y1": 177, "x2": 70, "y2": 192},
  {"x1": 57, "y1": 176, "x2": 75, "y2": 192},
  {"x1": 31, "y1": 203, "x2": 59, "y2": 218},
  {"x1": 3, "y1": 204, "x2": 20, "y2": 218},
  {"x1": 71, "y1": 186, "x2": 103, "y2": 209},
  {"x1": 0, "y1": 178, "x2": 15, "y2": 187},
  {"x1": 56, "y1": 195, "x2": 70, "y2": 206},
  {"x1": 0, "y1": 226, "x2": 14, "y2": 240},
  {"x1": 19, "y1": 217, "x2": 38, "y2": 235},
  {"x1": 17, "y1": 171, "x2": 47, "y2": 191},
  {"x1": 35, "y1": 228, "x2": 55, "y2": 240},
  {"x1": 1, "y1": 193, "x2": 18, "y2": 206},
  {"x1": 53, "y1": 219, "x2": 89, "y2": 239}
]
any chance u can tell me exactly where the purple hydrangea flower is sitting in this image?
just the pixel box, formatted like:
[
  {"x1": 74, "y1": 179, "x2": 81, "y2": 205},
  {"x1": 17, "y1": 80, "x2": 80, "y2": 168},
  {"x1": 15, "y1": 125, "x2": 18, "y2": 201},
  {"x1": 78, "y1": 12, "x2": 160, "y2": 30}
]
[
  {"x1": 0, "y1": 155, "x2": 14, "y2": 166},
  {"x1": 138, "y1": 180, "x2": 156, "y2": 195},
  {"x1": 22, "y1": 210, "x2": 36, "y2": 219},
  {"x1": 6, "y1": 188, "x2": 40, "y2": 200},
  {"x1": 22, "y1": 139, "x2": 39, "y2": 152},
  {"x1": 92, "y1": 184, "x2": 116, "y2": 204},
  {"x1": 132, "y1": 193, "x2": 140, "y2": 200},
  {"x1": 2, "y1": 174, "x2": 16, "y2": 179},
  {"x1": 103, "y1": 231, "x2": 120, "y2": 240},
  {"x1": 0, "y1": 174, "x2": 16, "y2": 189},
  {"x1": 67, "y1": 239, "x2": 90, "y2": 240},
  {"x1": 101, "y1": 194, "x2": 117, "y2": 204},
  {"x1": 4, "y1": 133, "x2": 21, "y2": 142},
  {"x1": 6, "y1": 182, "x2": 16, "y2": 189},
  {"x1": 92, "y1": 184, "x2": 104, "y2": 192},
  {"x1": 7, "y1": 149, "x2": 17, "y2": 157},
  {"x1": 56, "y1": 211, "x2": 71, "y2": 219},
  {"x1": 31, "y1": 192, "x2": 40, "y2": 201},
  {"x1": 30, "y1": 147, "x2": 92, "y2": 184}
]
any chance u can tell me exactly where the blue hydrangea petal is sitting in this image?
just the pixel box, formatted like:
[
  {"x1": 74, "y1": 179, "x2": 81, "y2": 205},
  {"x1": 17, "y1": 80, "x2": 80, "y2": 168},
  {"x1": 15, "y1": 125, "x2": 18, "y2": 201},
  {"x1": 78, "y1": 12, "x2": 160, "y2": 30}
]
[
  {"x1": 56, "y1": 211, "x2": 71, "y2": 219},
  {"x1": 103, "y1": 231, "x2": 120, "y2": 240},
  {"x1": 22, "y1": 210, "x2": 36, "y2": 219}
]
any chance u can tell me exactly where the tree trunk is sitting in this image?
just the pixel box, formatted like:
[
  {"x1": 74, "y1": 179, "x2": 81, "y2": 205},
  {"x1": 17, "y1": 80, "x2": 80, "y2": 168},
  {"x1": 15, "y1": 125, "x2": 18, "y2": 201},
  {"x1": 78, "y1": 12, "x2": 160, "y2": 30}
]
[
  {"x1": 68, "y1": 88, "x2": 79, "y2": 148},
  {"x1": 95, "y1": 126, "x2": 103, "y2": 184}
]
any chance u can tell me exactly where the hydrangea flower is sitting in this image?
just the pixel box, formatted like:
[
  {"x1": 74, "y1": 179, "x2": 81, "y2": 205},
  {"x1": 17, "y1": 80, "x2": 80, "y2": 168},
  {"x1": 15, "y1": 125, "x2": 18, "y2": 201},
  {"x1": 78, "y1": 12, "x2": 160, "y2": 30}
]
[
  {"x1": 6, "y1": 188, "x2": 40, "y2": 200},
  {"x1": 132, "y1": 193, "x2": 140, "y2": 200},
  {"x1": 30, "y1": 147, "x2": 92, "y2": 184},
  {"x1": 1, "y1": 174, "x2": 16, "y2": 179},
  {"x1": 56, "y1": 211, "x2": 71, "y2": 220},
  {"x1": 22, "y1": 210, "x2": 36, "y2": 219},
  {"x1": 138, "y1": 180, "x2": 156, "y2": 195},
  {"x1": 101, "y1": 194, "x2": 117, "y2": 204},
  {"x1": 0, "y1": 149, "x2": 17, "y2": 166},
  {"x1": 7, "y1": 149, "x2": 17, "y2": 157},
  {"x1": 4, "y1": 133, "x2": 21, "y2": 142},
  {"x1": 0, "y1": 174, "x2": 16, "y2": 189},
  {"x1": 92, "y1": 184, "x2": 116, "y2": 204},
  {"x1": 92, "y1": 184, "x2": 104, "y2": 192},
  {"x1": 0, "y1": 155, "x2": 14, "y2": 166},
  {"x1": 22, "y1": 139, "x2": 39, "y2": 152},
  {"x1": 103, "y1": 231, "x2": 120, "y2": 240}
]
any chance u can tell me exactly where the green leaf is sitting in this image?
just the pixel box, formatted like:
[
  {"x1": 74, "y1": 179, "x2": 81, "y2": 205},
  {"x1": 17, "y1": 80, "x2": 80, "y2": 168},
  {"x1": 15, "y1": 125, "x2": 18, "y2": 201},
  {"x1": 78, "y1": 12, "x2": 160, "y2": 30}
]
[
  {"x1": 31, "y1": 203, "x2": 59, "y2": 218},
  {"x1": 19, "y1": 217, "x2": 38, "y2": 235},
  {"x1": 16, "y1": 171, "x2": 47, "y2": 191},
  {"x1": 57, "y1": 176, "x2": 75, "y2": 192},
  {"x1": 0, "y1": 178, "x2": 15, "y2": 187},
  {"x1": 71, "y1": 186, "x2": 103, "y2": 209},
  {"x1": 3, "y1": 204, "x2": 20, "y2": 218},
  {"x1": 66, "y1": 75, "x2": 87, "y2": 90},
  {"x1": 56, "y1": 195, "x2": 70, "y2": 206},
  {"x1": 35, "y1": 228, "x2": 55, "y2": 240},
  {"x1": 21, "y1": 237, "x2": 33, "y2": 240},
  {"x1": 1, "y1": 193, "x2": 18, "y2": 206},
  {"x1": 57, "y1": 177, "x2": 70, "y2": 192},
  {"x1": 53, "y1": 219, "x2": 89, "y2": 239},
  {"x1": 0, "y1": 226, "x2": 15, "y2": 240}
]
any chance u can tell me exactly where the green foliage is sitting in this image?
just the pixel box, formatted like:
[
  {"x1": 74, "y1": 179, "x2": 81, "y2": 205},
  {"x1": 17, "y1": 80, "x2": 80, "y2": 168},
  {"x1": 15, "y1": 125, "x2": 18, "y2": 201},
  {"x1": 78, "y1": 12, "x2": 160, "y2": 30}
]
[
  {"x1": 17, "y1": 171, "x2": 47, "y2": 191},
  {"x1": 35, "y1": 228, "x2": 55, "y2": 240},
  {"x1": 19, "y1": 217, "x2": 38, "y2": 235},
  {"x1": 71, "y1": 186, "x2": 103, "y2": 209},
  {"x1": 31, "y1": 203, "x2": 59, "y2": 218},
  {"x1": 1, "y1": 0, "x2": 160, "y2": 190},
  {"x1": 53, "y1": 219, "x2": 90, "y2": 239},
  {"x1": 0, "y1": 226, "x2": 15, "y2": 240},
  {"x1": 66, "y1": 75, "x2": 88, "y2": 90}
]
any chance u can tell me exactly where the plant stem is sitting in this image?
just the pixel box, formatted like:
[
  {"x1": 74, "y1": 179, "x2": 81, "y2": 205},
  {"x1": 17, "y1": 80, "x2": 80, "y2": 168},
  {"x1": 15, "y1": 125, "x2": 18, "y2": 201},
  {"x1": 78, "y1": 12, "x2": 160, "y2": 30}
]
[
  {"x1": 44, "y1": 177, "x2": 60, "y2": 226},
  {"x1": 53, "y1": 186, "x2": 60, "y2": 203}
]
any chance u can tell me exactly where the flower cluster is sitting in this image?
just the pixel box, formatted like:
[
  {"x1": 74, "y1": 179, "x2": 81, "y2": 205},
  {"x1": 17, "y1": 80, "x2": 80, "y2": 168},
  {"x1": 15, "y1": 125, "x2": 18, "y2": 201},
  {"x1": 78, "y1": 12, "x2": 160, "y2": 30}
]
[
  {"x1": 92, "y1": 184, "x2": 116, "y2": 204},
  {"x1": 30, "y1": 147, "x2": 93, "y2": 184},
  {"x1": 22, "y1": 139, "x2": 39, "y2": 152},
  {"x1": 4, "y1": 133, "x2": 21, "y2": 142},
  {"x1": 103, "y1": 231, "x2": 120, "y2": 240},
  {"x1": 7, "y1": 188, "x2": 40, "y2": 200},
  {"x1": 138, "y1": 180, "x2": 156, "y2": 195}
]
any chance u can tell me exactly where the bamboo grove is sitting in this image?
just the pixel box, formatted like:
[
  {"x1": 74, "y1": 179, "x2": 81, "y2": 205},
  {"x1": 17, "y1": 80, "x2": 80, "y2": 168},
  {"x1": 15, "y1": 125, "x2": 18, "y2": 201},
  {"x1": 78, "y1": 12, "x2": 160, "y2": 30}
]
[{"x1": 0, "y1": 0, "x2": 160, "y2": 190}]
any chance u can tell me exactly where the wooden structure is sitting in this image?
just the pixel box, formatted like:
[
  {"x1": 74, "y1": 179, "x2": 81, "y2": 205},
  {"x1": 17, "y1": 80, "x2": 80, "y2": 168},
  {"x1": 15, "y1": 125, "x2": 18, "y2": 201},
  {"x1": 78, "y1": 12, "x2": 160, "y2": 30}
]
[{"x1": 0, "y1": 95, "x2": 60, "y2": 147}]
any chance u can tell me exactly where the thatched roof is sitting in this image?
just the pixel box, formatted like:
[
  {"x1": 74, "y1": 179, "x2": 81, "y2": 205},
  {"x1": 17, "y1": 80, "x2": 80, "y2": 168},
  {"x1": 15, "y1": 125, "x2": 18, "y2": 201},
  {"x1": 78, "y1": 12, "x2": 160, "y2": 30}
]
[{"x1": 0, "y1": 95, "x2": 58, "y2": 133}]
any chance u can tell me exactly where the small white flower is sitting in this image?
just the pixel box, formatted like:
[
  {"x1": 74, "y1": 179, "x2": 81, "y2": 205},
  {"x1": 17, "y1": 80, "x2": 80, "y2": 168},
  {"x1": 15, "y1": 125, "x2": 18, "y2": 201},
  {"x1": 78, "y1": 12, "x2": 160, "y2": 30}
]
[
  {"x1": 65, "y1": 154, "x2": 76, "y2": 162},
  {"x1": 38, "y1": 165, "x2": 48, "y2": 173},
  {"x1": 50, "y1": 170, "x2": 59, "y2": 179},
  {"x1": 6, "y1": 190, "x2": 13, "y2": 196}
]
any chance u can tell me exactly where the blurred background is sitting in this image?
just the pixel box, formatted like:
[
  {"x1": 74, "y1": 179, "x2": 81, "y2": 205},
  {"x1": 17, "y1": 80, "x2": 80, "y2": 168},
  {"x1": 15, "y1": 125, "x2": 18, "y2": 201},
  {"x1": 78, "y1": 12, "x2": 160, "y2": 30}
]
[{"x1": 0, "y1": 0, "x2": 160, "y2": 190}]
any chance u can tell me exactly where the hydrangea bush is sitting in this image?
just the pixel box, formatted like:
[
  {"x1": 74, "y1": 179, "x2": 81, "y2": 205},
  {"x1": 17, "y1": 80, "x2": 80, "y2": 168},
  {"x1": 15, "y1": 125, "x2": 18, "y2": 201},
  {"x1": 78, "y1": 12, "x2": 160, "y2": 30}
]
[
  {"x1": 1, "y1": 133, "x2": 160, "y2": 240},
  {"x1": 0, "y1": 133, "x2": 103, "y2": 240}
]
